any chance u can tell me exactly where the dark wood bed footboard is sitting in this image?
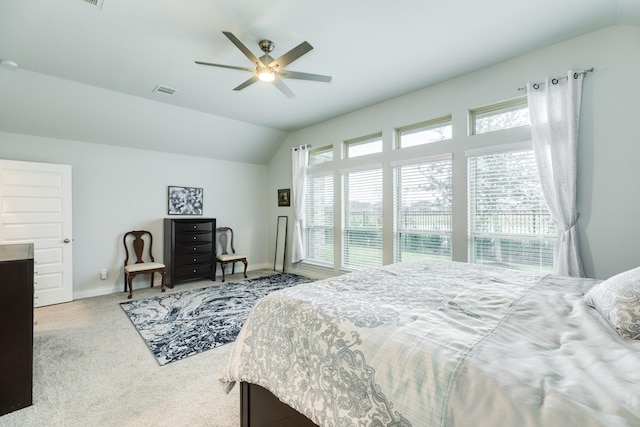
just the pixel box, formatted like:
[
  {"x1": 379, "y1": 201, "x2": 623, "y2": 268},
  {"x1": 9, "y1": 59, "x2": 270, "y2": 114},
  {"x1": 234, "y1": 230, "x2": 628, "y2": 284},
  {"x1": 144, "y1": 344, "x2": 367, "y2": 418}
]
[{"x1": 240, "y1": 382, "x2": 318, "y2": 427}]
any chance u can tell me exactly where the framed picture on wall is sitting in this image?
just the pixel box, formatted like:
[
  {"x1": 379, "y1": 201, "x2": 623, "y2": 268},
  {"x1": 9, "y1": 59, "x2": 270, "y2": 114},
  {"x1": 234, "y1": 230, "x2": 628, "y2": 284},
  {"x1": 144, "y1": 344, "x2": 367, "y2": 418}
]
[
  {"x1": 168, "y1": 186, "x2": 203, "y2": 215},
  {"x1": 278, "y1": 188, "x2": 290, "y2": 207}
]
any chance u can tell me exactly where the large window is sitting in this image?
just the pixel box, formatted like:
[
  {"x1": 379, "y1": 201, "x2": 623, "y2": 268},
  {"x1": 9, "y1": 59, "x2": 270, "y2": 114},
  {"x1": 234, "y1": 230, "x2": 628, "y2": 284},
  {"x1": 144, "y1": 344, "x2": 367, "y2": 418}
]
[
  {"x1": 304, "y1": 174, "x2": 334, "y2": 265},
  {"x1": 393, "y1": 156, "x2": 452, "y2": 262},
  {"x1": 300, "y1": 98, "x2": 549, "y2": 273},
  {"x1": 342, "y1": 168, "x2": 383, "y2": 269},
  {"x1": 467, "y1": 148, "x2": 556, "y2": 272}
]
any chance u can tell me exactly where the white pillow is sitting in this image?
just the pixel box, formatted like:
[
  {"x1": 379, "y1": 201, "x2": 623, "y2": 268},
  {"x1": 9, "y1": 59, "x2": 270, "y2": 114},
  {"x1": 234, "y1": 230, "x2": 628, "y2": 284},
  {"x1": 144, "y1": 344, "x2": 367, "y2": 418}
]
[{"x1": 584, "y1": 266, "x2": 640, "y2": 340}]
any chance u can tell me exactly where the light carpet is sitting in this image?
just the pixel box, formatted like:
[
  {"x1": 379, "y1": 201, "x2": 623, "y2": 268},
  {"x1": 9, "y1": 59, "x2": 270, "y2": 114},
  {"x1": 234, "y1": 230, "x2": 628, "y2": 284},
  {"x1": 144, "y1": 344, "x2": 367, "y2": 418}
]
[
  {"x1": 0, "y1": 270, "x2": 278, "y2": 427},
  {"x1": 120, "y1": 273, "x2": 312, "y2": 365}
]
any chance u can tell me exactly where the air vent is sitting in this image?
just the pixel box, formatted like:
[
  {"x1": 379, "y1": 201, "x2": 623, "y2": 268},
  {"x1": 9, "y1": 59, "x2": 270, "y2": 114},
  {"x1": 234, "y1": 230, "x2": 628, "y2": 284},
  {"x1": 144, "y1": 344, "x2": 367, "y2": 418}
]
[
  {"x1": 153, "y1": 85, "x2": 177, "y2": 96},
  {"x1": 82, "y1": 0, "x2": 104, "y2": 8}
]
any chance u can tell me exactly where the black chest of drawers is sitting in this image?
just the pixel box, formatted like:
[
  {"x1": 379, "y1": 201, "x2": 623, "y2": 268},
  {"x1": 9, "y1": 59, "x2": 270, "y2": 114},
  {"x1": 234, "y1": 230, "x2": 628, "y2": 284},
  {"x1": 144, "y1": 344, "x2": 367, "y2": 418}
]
[
  {"x1": 0, "y1": 243, "x2": 34, "y2": 416},
  {"x1": 164, "y1": 218, "x2": 216, "y2": 287}
]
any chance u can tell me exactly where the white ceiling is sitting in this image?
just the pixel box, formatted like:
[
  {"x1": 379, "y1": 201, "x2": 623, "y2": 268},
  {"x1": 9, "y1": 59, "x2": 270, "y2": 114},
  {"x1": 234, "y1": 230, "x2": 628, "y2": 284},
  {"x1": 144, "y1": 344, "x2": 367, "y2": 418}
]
[{"x1": 0, "y1": 0, "x2": 638, "y2": 164}]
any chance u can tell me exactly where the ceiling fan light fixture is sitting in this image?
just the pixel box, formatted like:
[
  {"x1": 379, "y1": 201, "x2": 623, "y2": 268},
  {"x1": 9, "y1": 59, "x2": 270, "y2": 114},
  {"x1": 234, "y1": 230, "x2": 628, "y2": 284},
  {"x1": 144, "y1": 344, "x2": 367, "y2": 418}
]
[
  {"x1": 195, "y1": 31, "x2": 332, "y2": 97},
  {"x1": 257, "y1": 68, "x2": 276, "y2": 82}
]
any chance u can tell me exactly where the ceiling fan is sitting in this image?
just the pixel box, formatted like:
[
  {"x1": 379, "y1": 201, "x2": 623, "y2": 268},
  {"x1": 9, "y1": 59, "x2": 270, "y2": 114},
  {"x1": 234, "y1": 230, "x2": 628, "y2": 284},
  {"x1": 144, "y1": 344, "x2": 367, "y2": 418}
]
[{"x1": 195, "y1": 31, "x2": 332, "y2": 98}]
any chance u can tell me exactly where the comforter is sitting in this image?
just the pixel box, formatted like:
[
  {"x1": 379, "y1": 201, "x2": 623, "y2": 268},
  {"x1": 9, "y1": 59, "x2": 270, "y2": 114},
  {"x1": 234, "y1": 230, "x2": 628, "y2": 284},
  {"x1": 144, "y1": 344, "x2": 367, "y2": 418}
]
[{"x1": 221, "y1": 260, "x2": 640, "y2": 426}]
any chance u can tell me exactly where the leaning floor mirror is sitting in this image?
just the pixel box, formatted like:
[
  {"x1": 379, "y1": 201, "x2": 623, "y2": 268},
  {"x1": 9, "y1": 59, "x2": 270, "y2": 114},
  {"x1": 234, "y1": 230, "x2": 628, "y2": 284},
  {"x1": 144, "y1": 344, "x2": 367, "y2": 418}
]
[{"x1": 274, "y1": 216, "x2": 288, "y2": 273}]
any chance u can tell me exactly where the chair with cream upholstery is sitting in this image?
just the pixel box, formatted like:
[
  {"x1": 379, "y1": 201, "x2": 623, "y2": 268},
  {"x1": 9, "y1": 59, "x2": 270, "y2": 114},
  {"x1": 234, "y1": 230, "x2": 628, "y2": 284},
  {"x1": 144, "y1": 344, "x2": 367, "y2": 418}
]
[
  {"x1": 215, "y1": 227, "x2": 248, "y2": 282},
  {"x1": 123, "y1": 230, "x2": 166, "y2": 299}
]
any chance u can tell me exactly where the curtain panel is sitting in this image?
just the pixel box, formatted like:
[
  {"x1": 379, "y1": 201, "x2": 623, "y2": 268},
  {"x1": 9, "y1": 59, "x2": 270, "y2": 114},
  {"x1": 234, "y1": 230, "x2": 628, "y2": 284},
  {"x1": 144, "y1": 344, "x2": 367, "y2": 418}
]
[
  {"x1": 291, "y1": 145, "x2": 309, "y2": 263},
  {"x1": 527, "y1": 70, "x2": 585, "y2": 277}
]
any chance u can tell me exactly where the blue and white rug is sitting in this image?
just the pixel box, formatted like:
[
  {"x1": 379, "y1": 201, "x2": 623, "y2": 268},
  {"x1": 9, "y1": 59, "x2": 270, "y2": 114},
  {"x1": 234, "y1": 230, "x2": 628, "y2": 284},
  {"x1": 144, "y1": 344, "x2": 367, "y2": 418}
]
[{"x1": 120, "y1": 273, "x2": 312, "y2": 365}]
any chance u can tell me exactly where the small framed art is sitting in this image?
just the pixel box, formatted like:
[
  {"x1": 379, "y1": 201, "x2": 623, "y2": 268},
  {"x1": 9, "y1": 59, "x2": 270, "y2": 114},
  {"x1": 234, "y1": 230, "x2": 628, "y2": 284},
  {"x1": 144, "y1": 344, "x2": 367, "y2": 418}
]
[
  {"x1": 278, "y1": 188, "x2": 290, "y2": 207},
  {"x1": 168, "y1": 186, "x2": 203, "y2": 215}
]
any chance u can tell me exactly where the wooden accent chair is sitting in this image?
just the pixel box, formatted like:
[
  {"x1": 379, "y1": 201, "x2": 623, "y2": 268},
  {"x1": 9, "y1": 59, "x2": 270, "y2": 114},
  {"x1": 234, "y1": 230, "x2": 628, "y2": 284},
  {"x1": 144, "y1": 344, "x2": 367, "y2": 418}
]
[
  {"x1": 215, "y1": 227, "x2": 248, "y2": 282},
  {"x1": 123, "y1": 230, "x2": 166, "y2": 299}
]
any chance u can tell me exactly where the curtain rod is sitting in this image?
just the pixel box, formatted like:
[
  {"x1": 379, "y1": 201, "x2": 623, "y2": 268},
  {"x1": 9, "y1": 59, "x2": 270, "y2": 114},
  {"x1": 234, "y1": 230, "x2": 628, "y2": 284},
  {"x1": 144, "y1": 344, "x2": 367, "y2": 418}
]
[
  {"x1": 517, "y1": 67, "x2": 593, "y2": 91},
  {"x1": 291, "y1": 144, "x2": 311, "y2": 151}
]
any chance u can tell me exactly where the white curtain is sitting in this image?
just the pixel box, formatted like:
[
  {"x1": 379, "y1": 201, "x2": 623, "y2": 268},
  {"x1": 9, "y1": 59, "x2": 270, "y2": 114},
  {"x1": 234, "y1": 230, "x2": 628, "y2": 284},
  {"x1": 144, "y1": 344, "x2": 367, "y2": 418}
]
[
  {"x1": 291, "y1": 145, "x2": 309, "y2": 263},
  {"x1": 527, "y1": 70, "x2": 584, "y2": 277}
]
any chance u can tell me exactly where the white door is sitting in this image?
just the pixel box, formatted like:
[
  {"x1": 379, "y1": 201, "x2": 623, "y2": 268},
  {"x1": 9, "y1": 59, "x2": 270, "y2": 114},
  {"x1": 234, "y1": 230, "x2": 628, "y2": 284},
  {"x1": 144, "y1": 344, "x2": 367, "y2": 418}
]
[{"x1": 0, "y1": 159, "x2": 73, "y2": 307}]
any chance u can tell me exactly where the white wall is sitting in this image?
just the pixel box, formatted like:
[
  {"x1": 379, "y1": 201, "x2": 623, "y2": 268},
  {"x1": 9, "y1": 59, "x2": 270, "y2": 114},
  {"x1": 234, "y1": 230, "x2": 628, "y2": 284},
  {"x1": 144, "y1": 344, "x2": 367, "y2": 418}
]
[
  {"x1": 270, "y1": 25, "x2": 640, "y2": 281},
  {"x1": 0, "y1": 132, "x2": 270, "y2": 299}
]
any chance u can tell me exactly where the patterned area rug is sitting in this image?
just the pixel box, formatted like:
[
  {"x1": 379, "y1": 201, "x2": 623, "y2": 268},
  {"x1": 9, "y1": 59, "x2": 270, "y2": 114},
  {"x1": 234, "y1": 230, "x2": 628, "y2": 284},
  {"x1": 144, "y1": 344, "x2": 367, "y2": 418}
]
[{"x1": 120, "y1": 273, "x2": 312, "y2": 365}]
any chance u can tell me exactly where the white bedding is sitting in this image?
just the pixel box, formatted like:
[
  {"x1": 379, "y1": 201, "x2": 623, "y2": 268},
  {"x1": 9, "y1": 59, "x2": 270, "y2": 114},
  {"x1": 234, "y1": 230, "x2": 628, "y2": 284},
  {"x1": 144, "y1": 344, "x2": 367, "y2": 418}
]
[{"x1": 220, "y1": 260, "x2": 640, "y2": 426}]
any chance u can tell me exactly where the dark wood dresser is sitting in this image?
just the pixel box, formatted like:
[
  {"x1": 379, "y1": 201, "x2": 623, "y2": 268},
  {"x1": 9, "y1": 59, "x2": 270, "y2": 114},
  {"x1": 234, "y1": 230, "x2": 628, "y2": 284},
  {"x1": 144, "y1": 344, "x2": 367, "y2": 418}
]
[
  {"x1": 163, "y1": 218, "x2": 216, "y2": 287},
  {"x1": 0, "y1": 243, "x2": 34, "y2": 416}
]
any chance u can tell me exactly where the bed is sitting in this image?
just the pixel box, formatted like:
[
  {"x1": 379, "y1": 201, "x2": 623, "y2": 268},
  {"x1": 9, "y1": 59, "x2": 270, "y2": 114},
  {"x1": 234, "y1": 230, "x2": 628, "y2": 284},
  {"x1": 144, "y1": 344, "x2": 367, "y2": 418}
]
[{"x1": 220, "y1": 260, "x2": 640, "y2": 426}]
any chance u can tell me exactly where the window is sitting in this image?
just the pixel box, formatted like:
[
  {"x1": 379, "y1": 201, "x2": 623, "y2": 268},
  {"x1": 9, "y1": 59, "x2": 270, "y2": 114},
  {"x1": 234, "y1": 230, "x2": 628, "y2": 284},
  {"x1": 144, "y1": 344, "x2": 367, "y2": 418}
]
[
  {"x1": 304, "y1": 174, "x2": 334, "y2": 265},
  {"x1": 471, "y1": 98, "x2": 529, "y2": 135},
  {"x1": 467, "y1": 148, "x2": 556, "y2": 272},
  {"x1": 309, "y1": 145, "x2": 333, "y2": 166},
  {"x1": 345, "y1": 133, "x2": 382, "y2": 158},
  {"x1": 342, "y1": 168, "x2": 383, "y2": 269},
  {"x1": 393, "y1": 155, "x2": 452, "y2": 262},
  {"x1": 300, "y1": 98, "x2": 543, "y2": 272},
  {"x1": 397, "y1": 116, "x2": 452, "y2": 148}
]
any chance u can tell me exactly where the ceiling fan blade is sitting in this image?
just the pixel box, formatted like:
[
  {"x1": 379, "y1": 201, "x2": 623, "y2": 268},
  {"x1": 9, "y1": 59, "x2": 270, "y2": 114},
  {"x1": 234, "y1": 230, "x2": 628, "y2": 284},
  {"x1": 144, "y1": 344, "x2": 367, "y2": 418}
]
[
  {"x1": 194, "y1": 61, "x2": 254, "y2": 72},
  {"x1": 222, "y1": 31, "x2": 266, "y2": 67},
  {"x1": 234, "y1": 75, "x2": 259, "y2": 91},
  {"x1": 270, "y1": 41, "x2": 313, "y2": 70},
  {"x1": 279, "y1": 70, "x2": 332, "y2": 83},
  {"x1": 274, "y1": 79, "x2": 295, "y2": 98}
]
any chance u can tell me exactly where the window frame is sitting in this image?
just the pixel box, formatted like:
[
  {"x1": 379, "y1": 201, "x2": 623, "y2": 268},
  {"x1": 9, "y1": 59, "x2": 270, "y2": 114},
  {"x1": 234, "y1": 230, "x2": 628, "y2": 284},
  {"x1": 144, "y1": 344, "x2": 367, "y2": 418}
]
[
  {"x1": 467, "y1": 144, "x2": 557, "y2": 273},
  {"x1": 392, "y1": 154, "x2": 453, "y2": 263},
  {"x1": 396, "y1": 115, "x2": 452, "y2": 149},
  {"x1": 308, "y1": 145, "x2": 334, "y2": 166},
  {"x1": 470, "y1": 97, "x2": 529, "y2": 135},
  {"x1": 341, "y1": 166, "x2": 384, "y2": 270},
  {"x1": 303, "y1": 172, "x2": 335, "y2": 267},
  {"x1": 344, "y1": 133, "x2": 383, "y2": 159}
]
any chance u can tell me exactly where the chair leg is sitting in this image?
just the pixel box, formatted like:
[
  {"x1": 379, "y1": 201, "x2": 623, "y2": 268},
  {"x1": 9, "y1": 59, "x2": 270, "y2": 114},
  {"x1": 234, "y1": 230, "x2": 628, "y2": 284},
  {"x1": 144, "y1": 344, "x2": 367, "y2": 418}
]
[
  {"x1": 221, "y1": 262, "x2": 227, "y2": 282},
  {"x1": 160, "y1": 270, "x2": 166, "y2": 293},
  {"x1": 150, "y1": 272, "x2": 154, "y2": 288},
  {"x1": 127, "y1": 274, "x2": 134, "y2": 299},
  {"x1": 242, "y1": 259, "x2": 248, "y2": 278}
]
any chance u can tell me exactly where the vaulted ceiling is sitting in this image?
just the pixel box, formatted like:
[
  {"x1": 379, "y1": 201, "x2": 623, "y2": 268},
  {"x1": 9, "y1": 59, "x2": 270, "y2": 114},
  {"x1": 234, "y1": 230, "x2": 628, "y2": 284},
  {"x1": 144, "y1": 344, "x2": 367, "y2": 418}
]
[{"x1": 0, "y1": 0, "x2": 638, "y2": 164}]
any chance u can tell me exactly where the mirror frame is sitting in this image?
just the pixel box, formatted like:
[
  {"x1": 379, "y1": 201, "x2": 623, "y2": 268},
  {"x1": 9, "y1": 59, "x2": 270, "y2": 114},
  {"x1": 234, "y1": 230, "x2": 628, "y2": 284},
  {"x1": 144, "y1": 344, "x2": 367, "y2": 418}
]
[{"x1": 274, "y1": 215, "x2": 288, "y2": 272}]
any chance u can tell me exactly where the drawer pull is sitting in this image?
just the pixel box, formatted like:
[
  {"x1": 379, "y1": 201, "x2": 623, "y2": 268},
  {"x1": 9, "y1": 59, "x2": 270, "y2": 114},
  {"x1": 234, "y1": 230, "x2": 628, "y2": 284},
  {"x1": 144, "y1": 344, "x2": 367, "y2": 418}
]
[
  {"x1": 193, "y1": 225, "x2": 197, "y2": 229},
  {"x1": 193, "y1": 236, "x2": 197, "y2": 240},
  {"x1": 193, "y1": 247, "x2": 197, "y2": 251},
  {"x1": 193, "y1": 269, "x2": 197, "y2": 273},
  {"x1": 193, "y1": 258, "x2": 197, "y2": 262}
]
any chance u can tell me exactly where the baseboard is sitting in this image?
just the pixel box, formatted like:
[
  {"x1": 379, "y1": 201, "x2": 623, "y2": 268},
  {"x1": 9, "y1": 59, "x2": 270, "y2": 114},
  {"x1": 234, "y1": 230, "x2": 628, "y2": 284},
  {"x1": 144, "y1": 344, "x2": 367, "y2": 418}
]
[
  {"x1": 73, "y1": 262, "x2": 274, "y2": 301},
  {"x1": 286, "y1": 263, "x2": 340, "y2": 281},
  {"x1": 74, "y1": 284, "x2": 123, "y2": 300}
]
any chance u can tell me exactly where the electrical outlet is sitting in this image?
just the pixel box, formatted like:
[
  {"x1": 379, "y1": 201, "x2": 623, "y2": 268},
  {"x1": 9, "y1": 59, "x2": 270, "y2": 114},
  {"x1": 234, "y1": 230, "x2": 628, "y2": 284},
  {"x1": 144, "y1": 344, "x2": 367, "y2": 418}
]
[{"x1": 101, "y1": 268, "x2": 107, "y2": 280}]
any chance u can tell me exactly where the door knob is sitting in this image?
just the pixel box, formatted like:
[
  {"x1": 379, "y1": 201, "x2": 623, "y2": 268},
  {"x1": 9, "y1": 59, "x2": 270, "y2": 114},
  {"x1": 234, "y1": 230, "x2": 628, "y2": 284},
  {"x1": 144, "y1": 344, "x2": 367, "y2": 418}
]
[{"x1": 63, "y1": 238, "x2": 71, "y2": 243}]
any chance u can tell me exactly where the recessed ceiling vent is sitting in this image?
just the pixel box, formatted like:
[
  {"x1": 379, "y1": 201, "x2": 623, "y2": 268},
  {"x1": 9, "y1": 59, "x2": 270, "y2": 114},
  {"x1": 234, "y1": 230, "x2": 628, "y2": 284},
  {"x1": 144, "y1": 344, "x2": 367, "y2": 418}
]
[
  {"x1": 153, "y1": 85, "x2": 177, "y2": 96},
  {"x1": 82, "y1": 0, "x2": 104, "y2": 8}
]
